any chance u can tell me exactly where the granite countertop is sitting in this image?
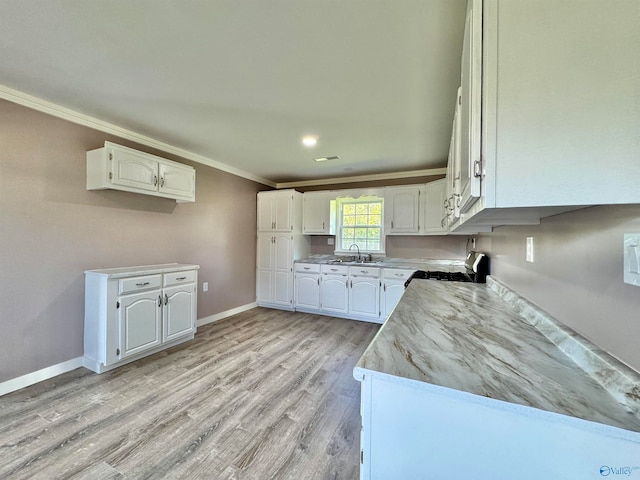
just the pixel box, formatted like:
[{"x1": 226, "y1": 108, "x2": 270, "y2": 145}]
[
  {"x1": 355, "y1": 278, "x2": 640, "y2": 433},
  {"x1": 85, "y1": 263, "x2": 199, "y2": 277},
  {"x1": 296, "y1": 255, "x2": 466, "y2": 272}
]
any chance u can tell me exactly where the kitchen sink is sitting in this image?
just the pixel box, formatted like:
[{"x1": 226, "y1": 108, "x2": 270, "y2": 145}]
[{"x1": 330, "y1": 259, "x2": 382, "y2": 265}]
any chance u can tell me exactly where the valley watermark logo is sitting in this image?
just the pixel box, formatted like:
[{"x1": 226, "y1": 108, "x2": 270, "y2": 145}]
[{"x1": 600, "y1": 465, "x2": 640, "y2": 477}]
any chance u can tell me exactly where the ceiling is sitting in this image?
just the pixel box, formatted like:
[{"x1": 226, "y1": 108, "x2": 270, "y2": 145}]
[{"x1": 0, "y1": 0, "x2": 467, "y2": 186}]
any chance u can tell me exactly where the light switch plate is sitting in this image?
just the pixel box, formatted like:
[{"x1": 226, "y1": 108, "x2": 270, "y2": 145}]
[
  {"x1": 624, "y1": 233, "x2": 640, "y2": 287},
  {"x1": 203, "y1": 282, "x2": 209, "y2": 292}
]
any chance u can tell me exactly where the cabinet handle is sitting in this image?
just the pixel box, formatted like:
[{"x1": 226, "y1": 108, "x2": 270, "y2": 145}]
[
  {"x1": 322, "y1": 221, "x2": 325, "y2": 229},
  {"x1": 160, "y1": 177, "x2": 165, "y2": 187},
  {"x1": 136, "y1": 282, "x2": 150, "y2": 287},
  {"x1": 330, "y1": 268, "x2": 338, "y2": 272},
  {"x1": 317, "y1": 278, "x2": 320, "y2": 285},
  {"x1": 164, "y1": 294, "x2": 168, "y2": 305},
  {"x1": 395, "y1": 273, "x2": 403, "y2": 277},
  {"x1": 361, "y1": 270, "x2": 368, "y2": 274},
  {"x1": 154, "y1": 175, "x2": 158, "y2": 186},
  {"x1": 176, "y1": 276, "x2": 187, "y2": 281},
  {"x1": 391, "y1": 221, "x2": 394, "y2": 229},
  {"x1": 303, "y1": 267, "x2": 311, "y2": 270},
  {"x1": 158, "y1": 295, "x2": 162, "y2": 307},
  {"x1": 384, "y1": 284, "x2": 386, "y2": 292}
]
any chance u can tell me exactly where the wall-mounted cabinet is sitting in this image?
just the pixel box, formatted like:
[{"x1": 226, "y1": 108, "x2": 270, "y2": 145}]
[
  {"x1": 450, "y1": 0, "x2": 640, "y2": 232},
  {"x1": 384, "y1": 186, "x2": 422, "y2": 235},
  {"x1": 83, "y1": 264, "x2": 198, "y2": 373},
  {"x1": 87, "y1": 142, "x2": 195, "y2": 202},
  {"x1": 302, "y1": 191, "x2": 332, "y2": 234}
]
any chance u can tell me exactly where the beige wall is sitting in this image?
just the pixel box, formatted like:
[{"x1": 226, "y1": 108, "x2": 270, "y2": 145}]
[
  {"x1": 310, "y1": 234, "x2": 468, "y2": 260},
  {"x1": 0, "y1": 99, "x2": 263, "y2": 382},
  {"x1": 479, "y1": 205, "x2": 640, "y2": 372}
]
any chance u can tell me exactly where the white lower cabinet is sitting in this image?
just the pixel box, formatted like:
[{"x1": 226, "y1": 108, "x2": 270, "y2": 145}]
[
  {"x1": 348, "y1": 267, "x2": 381, "y2": 322},
  {"x1": 321, "y1": 264, "x2": 350, "y2": 316},
  {"x1": 84, "y1": 264, "x2": 198, "y2": 373},
  {"x1": 381, "y1": 268, "x2": 416, "y2": 319},
  {"x1": 294, "y1": 263, "x2": 321, "y2": 312}
]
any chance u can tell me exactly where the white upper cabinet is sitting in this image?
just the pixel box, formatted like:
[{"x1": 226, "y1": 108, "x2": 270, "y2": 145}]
[
  {"x1": 422, "y1": 179, "x2": 448, "y2": 235},
  {"x1": 385, "y1": 186, "x2": 421, "y2": 235},
  {"x1": 458, "y1": 0, "x2": 482, "y2": 215},
  {"x1": 257, "y1": 190, "x2": 295, "y2": 232},
  {"x1": 87, "y1": 142, "x2": 195, "y2": 202},
  {"x1": 453, "y1": 0, "x2": 640, "y2": 230},
  {"x1": 302, "y1": 191, "x2": 331, "y2": 235}
]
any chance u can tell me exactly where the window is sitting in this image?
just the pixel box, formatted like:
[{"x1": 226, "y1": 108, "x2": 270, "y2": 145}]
[{"x1": 336, "y1": 197, "x2": 384, "y2": 253}]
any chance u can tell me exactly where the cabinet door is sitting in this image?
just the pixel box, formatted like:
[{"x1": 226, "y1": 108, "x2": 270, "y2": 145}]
[
  {"x1": 257, "y1": 195, "x2": 275, "y2": 231},
  {"x1": 303, "y1": 193, "x2": 330, "y2": 234},
  {"x1": 256, "y1": 234, "x2": 274, "y2": 270},
  {"x1": 458, "y1": 0, "x2": 482, "y2": 213},
  {"x1": 110, "y1": 145, "x2": 158, "y2": 193},
  {"x1": 295, "y1": 274, "x2": 321, "y2": 310},
  {"x1": 386, "y1": 188, "x2": 421, "y2": 234},
  {"x1": 158, "y1": 162, "x2": 195, "y2": 201},
  {"x1": 273, "y1": 194, "x2": 293, "y2": 231},
  {"x1": 119, "y1": 290, "x2": 162, "y2": 358},
  {"x1": 163, "y1": 284, "x2": 196, "y2": 342},
  {"x1": 350, "y1": 277, "x2": 380, "y2": 319},
  {"x1": 423, "y1": 179, "x2": 447, "y2": 234},
  {"x1": 382, "y1": 281, "x2": 406, "y2": 319},
  {"x1": 273, "y1": 235, "x2": 293, "y2": 306},
  {"x1": 321, "y1": 275, "x2": 349, "y2": 314}
]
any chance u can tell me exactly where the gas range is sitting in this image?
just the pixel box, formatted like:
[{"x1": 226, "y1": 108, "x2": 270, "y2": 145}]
[{"x1": 404, "y1": 252, "x2": 489, "y2": 287}]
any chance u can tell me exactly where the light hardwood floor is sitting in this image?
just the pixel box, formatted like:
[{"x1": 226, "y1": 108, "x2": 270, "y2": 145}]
[{"x1": 0, "y1": 308, "x2": 379, "y2": 480}]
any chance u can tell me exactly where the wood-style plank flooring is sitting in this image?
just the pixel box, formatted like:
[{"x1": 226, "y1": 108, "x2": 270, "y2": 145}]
[{"x1": 0, "y1": 308, "x2": 379, "y2": 480}]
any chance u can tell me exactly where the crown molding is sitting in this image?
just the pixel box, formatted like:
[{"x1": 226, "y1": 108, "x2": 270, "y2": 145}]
[
  {"x1": 276, "y1": 168, "x2": 447, "y2": 189},
  {"x1": 0, "y1": 84, "x2": 276, "y2": 188}
]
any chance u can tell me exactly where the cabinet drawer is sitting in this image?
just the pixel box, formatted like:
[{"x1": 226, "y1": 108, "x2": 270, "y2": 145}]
[
  {"x1": 119, "y1": 275, "x2": 162, "y2": 295},
  {"x1": 295, "y1": 263, "x2": 321, "y2": 274},
  {"x1": 163, "y1": 270, "x2": 197, "y2": 287},
  {"x1": 321, "y1": 264, "x2": 349, "y2": 276},
  {"x1": 349, "y1": 266, "x2": 381, "y2": 278},
  {"x1": 382, "y1": 268, "x2": 416, "y2": 280}
]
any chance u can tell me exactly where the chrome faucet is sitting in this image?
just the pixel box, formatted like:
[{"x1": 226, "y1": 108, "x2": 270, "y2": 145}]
[{"x1": 348, "y1": 244, "x2": 361, "y2": 262}]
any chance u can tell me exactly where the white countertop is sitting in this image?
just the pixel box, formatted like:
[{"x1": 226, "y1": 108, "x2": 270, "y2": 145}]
[
  {"x1": 355, "y1": 278, "x2": 640, "y2": 433},
  {"x1": 85, "y1": 263, "x2": 199, "y2": 278}
]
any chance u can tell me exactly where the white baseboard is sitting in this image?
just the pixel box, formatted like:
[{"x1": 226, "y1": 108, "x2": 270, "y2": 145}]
[
  {"x1": 197, "y1": 302, "x2": 257, "y2": 327},
  {"x1": 0, "y1": 357, "x2": 84, "y2": 397}
]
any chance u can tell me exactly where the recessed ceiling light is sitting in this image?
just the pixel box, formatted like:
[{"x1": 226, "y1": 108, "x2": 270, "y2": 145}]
[
  {"x1": 314, "y1": 156, "x2": 340, "y2": 162},
  {"x1": 302, "y1": 135, "x2": 318, "y2": 147}
]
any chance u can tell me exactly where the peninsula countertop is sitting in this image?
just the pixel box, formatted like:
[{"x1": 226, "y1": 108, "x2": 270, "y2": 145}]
[{"x1": 355, "y1": 278, "x2": 640, "y2": 433}]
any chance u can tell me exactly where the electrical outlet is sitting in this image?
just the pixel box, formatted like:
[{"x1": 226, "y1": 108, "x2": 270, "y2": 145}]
[
  {"x1": 203, "y1": 282, "x2": 209, "y2": 292},
  {"x1": 328, "y1": 238, "x2": 334, "y2": 246},
  {"x1": 526, "y1": 237, "x2": 535, "y2": 263},
  {"x1": 624, "y1": 233, "x2": 640, "y2": 287}
]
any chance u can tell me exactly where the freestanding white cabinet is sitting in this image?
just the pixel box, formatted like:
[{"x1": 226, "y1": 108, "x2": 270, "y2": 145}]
[
  {"x1": 256, "y1": 190, "x2": 309, "y2": 310},
  {"x1": 83, "y1": 263, "x2": 198, "y2": 373},
  {"x1": 87, "y1": 142, "x2": 196, "y2": 202}
]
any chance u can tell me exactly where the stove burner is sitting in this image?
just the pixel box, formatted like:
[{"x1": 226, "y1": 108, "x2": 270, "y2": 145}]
[
  {"x1": 425, "y1": 271, "x2": 471, "y2": 282},
  {"x1": 404, "y1": 269, "x2": 472, "y2": 288}
]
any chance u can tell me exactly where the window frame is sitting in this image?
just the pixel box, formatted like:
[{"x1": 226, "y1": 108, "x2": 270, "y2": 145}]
[{"x1": 334, "y1": 196, "x2": 385, "y2": 255}]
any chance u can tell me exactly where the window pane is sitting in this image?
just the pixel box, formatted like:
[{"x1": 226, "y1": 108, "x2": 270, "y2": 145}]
[
  {"x1": 343, "y1": 204, "x2": 355, "y2": 215},
  {"x1": 369, "y1": 214, "x2": 381, "y2": 226},
  {"x1": 343, "y1": 215, "x2": 356, "y2": 226},
  {"x1": 370, "y1": 203, "x2": 382, "y2": 215},
  {"x1": 355, "y1": 204, "x2": 368, "y2": 214},
  {"x1": 355, "y1": 215, "x2": 368, "y2": 225}
]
